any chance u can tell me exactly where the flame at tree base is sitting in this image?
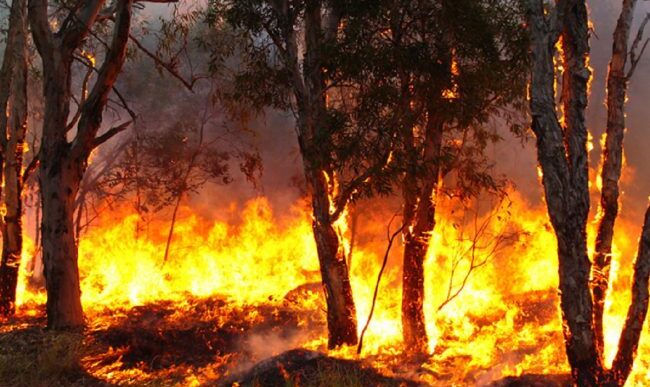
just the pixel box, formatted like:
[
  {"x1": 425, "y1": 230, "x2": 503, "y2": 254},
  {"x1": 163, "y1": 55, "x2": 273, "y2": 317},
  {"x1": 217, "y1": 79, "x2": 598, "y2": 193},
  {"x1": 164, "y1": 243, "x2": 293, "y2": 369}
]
[{"x1": 9, "y1": 192, "x2": 650, "y2": 385}]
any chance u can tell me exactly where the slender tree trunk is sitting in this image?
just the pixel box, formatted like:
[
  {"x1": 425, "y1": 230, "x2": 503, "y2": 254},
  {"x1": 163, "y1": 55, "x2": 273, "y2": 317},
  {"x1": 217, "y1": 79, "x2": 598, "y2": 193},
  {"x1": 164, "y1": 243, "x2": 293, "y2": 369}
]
[
  {"x1": 560, "y1": 4, "x2": 602, "y2": 382},
  {"x1": 163, "y1": 192, "x2": 183, "y2": 264},
  {"x1": 300, "y1": 0, "x2": 357, "y2": 348},
  {"x1": 311, "y1": 200, "x2": 358, "y2": 348},
  {"x1": 592, "y1": 0, "x2": 637, "y2": 354},
  {"x1": 607, "y1": 206, "x2": 650, "y2": 385},
  {"x1": 401, "y1": 112, "x2": 443, "y2": 354},
  {"x1": 40, "y1": 154, "x2": 84, "y2": 329},
  {"x1": 0, "y1": 0, "x2": 28, "y2": 316}
]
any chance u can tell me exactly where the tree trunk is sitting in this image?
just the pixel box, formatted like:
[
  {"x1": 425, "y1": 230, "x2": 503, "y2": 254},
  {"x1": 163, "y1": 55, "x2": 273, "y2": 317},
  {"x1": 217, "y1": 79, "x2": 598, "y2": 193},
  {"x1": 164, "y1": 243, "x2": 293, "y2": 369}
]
[
  {"x1": 0, "y1": 0, "x2": 28, "y2": 316},
  {"x1": 560, "y1": 3, "x2": 602, "y2": 382},
  {"x1": 28, "y1": 0, "x2": 133, "y2": 329},
  {"x1": 401, "y1": 112, "x2": 443, "y2": 355},
  {"x1": 299, "y1": 0, "x2": 358, "y2": 348},
  {"x1": 592, "y1": 0, "x2": 637, "y2": 354},
  {"x1": 608, "y1": 206, "x2": 650, "y2": 385},
  {"x1": 40, "y1": 152, "x2": 84, "y2": 329},
  {"x1": 308, "y1": 167, "x2": 358, "y2": 348},
  {"x1": 312, "y1": 218, "x2": 358, "y2": 348},
  {"x1": 526, "y1": 0, "x2": 603, "y2": 384}
]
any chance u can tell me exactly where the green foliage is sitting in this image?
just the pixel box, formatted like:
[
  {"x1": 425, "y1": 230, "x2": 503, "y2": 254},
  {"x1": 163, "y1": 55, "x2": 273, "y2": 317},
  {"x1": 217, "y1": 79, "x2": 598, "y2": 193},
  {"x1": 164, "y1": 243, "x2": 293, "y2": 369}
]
[{"x1": 206, "y1": 0, "x2": 530, "y2": 204}]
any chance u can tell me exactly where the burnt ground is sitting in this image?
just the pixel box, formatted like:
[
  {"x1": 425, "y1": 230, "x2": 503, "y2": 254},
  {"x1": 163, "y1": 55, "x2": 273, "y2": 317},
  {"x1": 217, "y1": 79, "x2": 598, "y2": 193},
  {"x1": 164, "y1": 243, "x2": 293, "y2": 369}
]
[{"x1": 0, "y1": 288, "x2": 571, "y2": 386}]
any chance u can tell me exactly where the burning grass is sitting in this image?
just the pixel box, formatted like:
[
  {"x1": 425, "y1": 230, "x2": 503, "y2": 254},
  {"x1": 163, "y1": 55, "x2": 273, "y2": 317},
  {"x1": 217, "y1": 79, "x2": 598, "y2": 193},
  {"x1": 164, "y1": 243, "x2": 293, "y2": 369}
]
[
  {"x1": 1, "y1": 294, "x2": 417, "y2": 386},
  {"x1": 5, "y1": 196, "x2": 650, "y2": 385},
  {"x1": 0, "y1": 290, "x2": 573, "y2": 386}
]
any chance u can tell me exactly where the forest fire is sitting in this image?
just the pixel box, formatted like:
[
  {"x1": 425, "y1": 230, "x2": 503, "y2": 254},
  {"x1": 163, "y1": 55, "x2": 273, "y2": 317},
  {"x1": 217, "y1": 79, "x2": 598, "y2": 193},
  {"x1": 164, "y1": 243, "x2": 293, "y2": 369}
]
[
  {"x1": 2, "y1": 0, "x2": 650, "y2": 386},
  {"x1": 5, "y1": 186, "x2": 648, "y2": 385}
]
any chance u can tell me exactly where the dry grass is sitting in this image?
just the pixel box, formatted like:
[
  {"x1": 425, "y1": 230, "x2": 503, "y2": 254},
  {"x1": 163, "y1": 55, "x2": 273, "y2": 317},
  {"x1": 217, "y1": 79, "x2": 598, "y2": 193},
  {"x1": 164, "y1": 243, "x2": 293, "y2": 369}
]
[{"x1": 0, "y1": 328, "x2": 97, "y2": 386}]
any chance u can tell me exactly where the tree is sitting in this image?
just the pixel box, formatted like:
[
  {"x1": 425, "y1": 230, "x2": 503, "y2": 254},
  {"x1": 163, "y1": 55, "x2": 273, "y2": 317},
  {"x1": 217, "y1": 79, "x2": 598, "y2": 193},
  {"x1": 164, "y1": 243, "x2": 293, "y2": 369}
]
[
  {"x1": 591, "y1": 0, "x2": 650, "y2": 356},
  {"x1": 0, "y1": 0, "x2": 28, "y2": 316},
  {"x1": 27, "y1": 0, "x2": 144, "y2": 329},
  {"x1": 212, "y1": 0, "x2": 398, "y2": 348},
  {"x1": 526, "y1": 0, "x2": 650, "y2": 384},
  {"x1": 94, "y1": 95, "x2": 261, "y2": 261},
  {"x1": 331, "y1": 0, "x2": 528, "y2": 353}
]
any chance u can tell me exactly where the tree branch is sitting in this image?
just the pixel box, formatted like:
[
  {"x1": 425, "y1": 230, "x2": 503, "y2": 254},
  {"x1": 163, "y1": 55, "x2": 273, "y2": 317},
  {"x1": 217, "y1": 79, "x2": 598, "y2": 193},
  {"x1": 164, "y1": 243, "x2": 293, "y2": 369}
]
[
  {"x1": 610, "y1": 205, "x2": 650, "y2": 384},
  {"x1": 626, "y1": 13, "x2": 650, "y2": 80},
  {"x1": 59, "y1": 0, "x2": 105, "y2": 53},
  {"x1": 21, "y1": 155, "x2": 40, "y2": 188},
  {"x1": 27, "y1": 0, "x2": 55, "y2": 63},
  {"x1": 357, "y1": 216, "x2": 404, "y2": 355},
  {"x1": 128, "y1": 33, "x2": 198, "y2": 91},
  {"x1": 92, "y1": 120, "x2": 132, "y2": 149},
  {"x1": 330, "y1": 150, "x2": 393, "y2": 222},
  {"x1": 72, "y1": 0, "x2": 133, "y2": 157}
]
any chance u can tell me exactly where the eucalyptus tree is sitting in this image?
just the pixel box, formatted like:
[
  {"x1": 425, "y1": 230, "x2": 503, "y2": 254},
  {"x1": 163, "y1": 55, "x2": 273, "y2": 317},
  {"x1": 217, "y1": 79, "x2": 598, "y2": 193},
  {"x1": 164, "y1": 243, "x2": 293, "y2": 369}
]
[
  {"x1": 209, "y1": 0, "x2": 398, "y2": 347},
  {"x1": 526, "y1": 0, "x2": 650, "y2": 384},
  {"x1": 27, "y1": 0, "x2": 178, "y2": 329},
  {"x1": 328, "y1": 0, "x2": 528, "y2": 353}
]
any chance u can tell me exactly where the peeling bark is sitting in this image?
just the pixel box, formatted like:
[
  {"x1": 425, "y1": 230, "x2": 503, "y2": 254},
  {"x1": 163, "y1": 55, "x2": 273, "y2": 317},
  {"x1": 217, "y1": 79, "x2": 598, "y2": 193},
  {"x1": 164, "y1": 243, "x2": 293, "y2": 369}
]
[
  {"x1": 528, "y1": 0, "x2": 650, "y2": 385},
  {"x1": 526, "y1": 0, "x2": 602, "y2": 384}
]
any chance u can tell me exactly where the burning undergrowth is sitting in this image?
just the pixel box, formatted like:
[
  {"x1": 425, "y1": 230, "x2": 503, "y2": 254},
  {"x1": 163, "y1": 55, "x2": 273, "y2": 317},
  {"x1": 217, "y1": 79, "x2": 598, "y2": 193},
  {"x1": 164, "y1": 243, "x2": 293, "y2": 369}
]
[
  {"x1": 4, "y1": 192, "x2": 650, "y2": 385},
  {"x1": 1, "y1": 290, "x2": 571, "y2": 386}
]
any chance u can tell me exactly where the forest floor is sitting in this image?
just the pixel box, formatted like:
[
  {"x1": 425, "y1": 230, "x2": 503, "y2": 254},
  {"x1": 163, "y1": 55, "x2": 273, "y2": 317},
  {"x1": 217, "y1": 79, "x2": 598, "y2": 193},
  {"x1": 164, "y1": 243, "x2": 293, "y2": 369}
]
[{"x1": 0, "y1": 290, "x2": 571, "y2": 387}]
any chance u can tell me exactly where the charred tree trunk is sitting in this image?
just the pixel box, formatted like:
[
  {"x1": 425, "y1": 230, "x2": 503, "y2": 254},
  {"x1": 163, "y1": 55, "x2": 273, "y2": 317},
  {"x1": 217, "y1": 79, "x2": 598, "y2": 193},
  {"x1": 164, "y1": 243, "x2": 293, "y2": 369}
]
[
  {"x1": 36, "y1": 53, "x2": 85, "y2": 328},
  {"x1": 592, "y1": 0, "x2": 637, "y2": 354},
  {"x1": 0, "y1": 0, "x2": 28, "y2": 316},
  {"x1": 401, "y1": 111, "x2": 443, "y2": 355},
  {"x1": 526, "y1": 0, "x2": 603, "y2": 384},
  {"x1": 560, "y1": 3, "x2": 603, "y2": 385},
  {"x1": 529, "y1": 0, "x2": 650, "y2": 384}
]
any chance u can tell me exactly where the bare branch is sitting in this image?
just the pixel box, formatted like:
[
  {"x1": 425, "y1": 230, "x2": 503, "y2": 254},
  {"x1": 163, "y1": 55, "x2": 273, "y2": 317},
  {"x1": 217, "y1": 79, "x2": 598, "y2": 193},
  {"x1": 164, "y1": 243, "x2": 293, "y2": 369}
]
[
  {"x1": 610, "y1": 205, "x2": 650, "y2": 384},
  {"x1": 67, "y1": 56, "x2": 96, "y2": 132},
  {"x1": 59, "y1": 0, "x2": 105, "y2": 52},
  {"x1": 21, "y1": 155, "x2": 40, "y2": 188},
  {"x1": 72, "y1": 0, "x2": 133, "y2": 157},
  {"x1": 357, "y1": 215, "x2": 404, "y2": 355},
  {"x1": 128, "y1": 33, "x2": 198, "y2": 91},
  {"x1": 626, "y1": 13, "x2": 650, "y2": 80},
  {"x1": 330, "y1": 149, "x2": 393, "y2": 222},
  {"x1": 92, "y1": 120, "x2": 132, "y2": 149}
]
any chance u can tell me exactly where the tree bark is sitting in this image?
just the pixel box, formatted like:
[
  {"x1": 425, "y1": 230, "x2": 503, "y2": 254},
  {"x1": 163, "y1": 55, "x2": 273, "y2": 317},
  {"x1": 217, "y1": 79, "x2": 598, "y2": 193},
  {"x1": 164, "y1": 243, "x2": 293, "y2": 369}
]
[
  {"x1": 298, "y1": 0, "x2": 358, "y2": 348},
  {"x1": 401, "y1": 110, "x2": 443, "y2": 355},
  {"x1": 0, "y1": 0, "x2": 28, "y2": 316},
  {"x1": 592, "y1": 0, "x2": 637, "y2": 354},
  {"x1": 526, "y1": 1, "x2": 603, "y2": 384},
  {"x1": 310, "y1": 173, "x2": 358, "y2": 348},
  {"x1": 40, "y1": 155, "x2": 84, "y2": 329},
  {"x1": 608, "y1": 206, "x2": 650, "y2": 385},
  {"x1": 29, "y1": 0, "x2": 133, "y2": 329}
]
